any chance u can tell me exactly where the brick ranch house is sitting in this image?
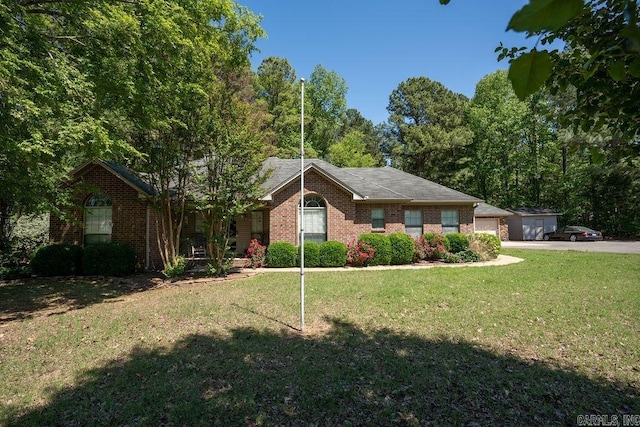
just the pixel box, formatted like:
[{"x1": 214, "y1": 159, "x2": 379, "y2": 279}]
[{"x1": 50, "y1": 158, "x2": 510, "y2": 270}]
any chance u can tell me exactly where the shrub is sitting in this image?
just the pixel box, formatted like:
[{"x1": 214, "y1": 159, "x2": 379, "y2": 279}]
[
  {"x1": 298, "y1": 241, "x2": 320, "y2": 267},
  {"x1": 0, "y1": 215, "x2": 49, "y2": 279},
  {"x1": 389, "y1": 233, "x2": 415, "y2": 265},
  {"x1": 162, "y1": 256, "x2": 187, "y2": 278},
  {"x1": 444, "y1": 232, "x2": 469, "y2": 254},
  {"x1": 245, "y1": 239, "x2": 267, "y2": 268},
  {"x1": 346, "y1": 239, "x2": 375, "y2": 267},
  {"x1": 413, "y1": 235, "x2": 428, "y2": 262},
  {"x1": 207, "y1": 259, "x2": 233, "y2": 277},
  {"x1": 30, "y1": 244, "x2": 84, "y2": 276},
  {"x1": 319, "y1": 241, "x2": 347, "y2": 267},
  {"x1": 469, "y1": 233, "x2": 501, "y2": 260},
  {"x1": 1, "y1": 241, "x2": 33, "y2": 279},
  {"x1": 82, "y1": 243, "x2": 137, "y2": 276},
  {"x1": 357, "y1": 233, "x2": 391, "y2": 266},
  {"x1": 266, "y1": 242, "x2": 297, "y2": 268},
  {"x1": 442, "y1": 252, "x2": 463, "y2": 264},
  {"x1": 456, "y1": 249, "x2": 482, "y2": 263},
  {"x1": 423, "y1": 233, "x2": 447, "y2": 260}
]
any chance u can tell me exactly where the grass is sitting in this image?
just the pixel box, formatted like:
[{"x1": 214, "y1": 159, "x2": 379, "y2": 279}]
[{"x1": 0, "y1": 249, "x2": 638, "y2": 425}]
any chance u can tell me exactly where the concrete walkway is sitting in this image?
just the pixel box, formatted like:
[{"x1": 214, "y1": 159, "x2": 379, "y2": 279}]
[{"x1": 240, "y1": 254, "x2": 523, "y2": 274}]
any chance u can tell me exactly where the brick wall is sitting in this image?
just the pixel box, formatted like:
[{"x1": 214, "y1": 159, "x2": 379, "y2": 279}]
[
  {"x1": 267, "y1": 170, "x2": 477, "y2": 245},
  {"x1": 50, "y1": 164, "x2": 152, "y2": 270}
]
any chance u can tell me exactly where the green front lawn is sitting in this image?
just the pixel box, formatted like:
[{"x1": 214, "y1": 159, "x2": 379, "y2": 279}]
[{"x1": 1, "y1": 249, "x2": 638, "y2": 425}]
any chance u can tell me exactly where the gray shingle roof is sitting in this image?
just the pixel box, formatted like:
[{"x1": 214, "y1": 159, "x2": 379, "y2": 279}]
[
  {"x1": 261, "y1": 157, "x2": 482, "y2": 204},
  {"x1": 507, "y1": 207, "x2": 562, "y2": 216},
  {"x1": 474, "y1": 202, "x2": 513, "y2": 217},
  {"x1": 99, "y1": 160, "x2": 154, "y2": 195}
]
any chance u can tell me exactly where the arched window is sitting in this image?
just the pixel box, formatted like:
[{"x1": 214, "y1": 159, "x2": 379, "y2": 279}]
[
  {"x1": 300, "y1": 195, "x2": 327, "y2": 244},
  {"x1": 84, "y1": 194, "x2": 112, "y2": 245}
]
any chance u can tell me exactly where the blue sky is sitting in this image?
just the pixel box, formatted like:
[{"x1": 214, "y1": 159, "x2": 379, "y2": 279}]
[{"x1": 239, "y1": 0, "x2": 536, "y2": 125}]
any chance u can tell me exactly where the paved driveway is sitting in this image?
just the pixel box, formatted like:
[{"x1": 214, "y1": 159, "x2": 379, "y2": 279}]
[{"x1": 502, "y1": 240, "x2": 640, "y2": 254}]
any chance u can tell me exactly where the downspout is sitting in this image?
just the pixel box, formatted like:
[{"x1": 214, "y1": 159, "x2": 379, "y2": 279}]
[{"x1": 146, "y1": 204, "x2": 150, "y2": 270}]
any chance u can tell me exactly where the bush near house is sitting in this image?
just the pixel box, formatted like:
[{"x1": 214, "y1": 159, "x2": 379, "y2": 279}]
[
  {"x1": 0, "y1": 215, "x2": 49, "y2": 279},
  {"x1": 444, "y1": 233, "x2": 469, "y2": 254},
  {"x1": 413, "y1": 235, "x2": 428, "y2": 262},
  {"x1": 318, "y1": 241, "x2": 347, "y2": 267},
  {"x1": 162, "y1": 256, "x2": 187, "y2": 278},
  {"x1": 469, "y1": 233, "x2": 501, "y2": 261},
  {"x1": 444, "y1": 249, "x2": 482, "y2": 263},
  {"x1": 266, "y1": 242, "x2": 297, "y2": 268},
  {"x1": 82, "y1": 243, "x2": 136, "y2": 276},
  {"x1": 346, "y1": 239, "x2": 376, "y2": 267},
  {"x1": 30, "y1": 244, "x2": 84, "y2": 277},
  {"x1": 423, "y1": 233, "x2": 447, "y2": 261},
  {"x1": 357, "y1": 233, "x2": 392, "y2": 266},
  {"x1": 298, "y1": 241, "x2": 320, "y2": 268},
  {"x1": 388, "y1": 233, "x2": 415, "y2": 265},
  {"x1": 245, "y1": 239, "x2": 267, "y2": 268}
]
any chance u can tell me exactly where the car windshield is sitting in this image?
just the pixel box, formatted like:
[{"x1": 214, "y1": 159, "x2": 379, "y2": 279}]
[{"x1": 571, "y1": 226, "x2": 594, "y2": 232}]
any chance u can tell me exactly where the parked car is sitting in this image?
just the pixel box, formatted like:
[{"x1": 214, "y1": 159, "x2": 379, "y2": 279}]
[{"x1": 543, "y1": 226, "x2": 603, "y2": 242}]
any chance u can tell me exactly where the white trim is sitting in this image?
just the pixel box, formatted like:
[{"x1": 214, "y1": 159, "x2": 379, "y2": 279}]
[{"x1": 260, "y1": 163, "x2": 366, "y2": 202}]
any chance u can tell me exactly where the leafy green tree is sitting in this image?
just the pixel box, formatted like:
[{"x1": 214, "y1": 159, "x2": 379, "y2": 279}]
[
  {"x1": 328, "y1": 130, "x2": 377, "y2": 167},
  {"x1": 194, "y1": 68, "x2": 271, "y2": 276},
  {"x1": 386, "y1": 77, "x2": 473, "y2": 189},
  {"x1": 497, "y1": 0, "x2": 640, "y2": 143},
  {"x1": 548, "y1": 87, "x2": 640, "y2": 236},
  {"x1": 467, "y1": 71, "x2": 529, "y2": 205},
  {"x1": 0, "y1": 0, "x2": 123, "y2": 250},
  {"x1": 254, "y1": 57, "x2": 300, "y2": 157},
  {"x1": 78, "y1": 0, "x2": 264, "y2": 273},
  {"x1": 307, "y1": 65, "x2": 348, "y2": 157},
  {"x1": 468, "y1": 71, "x2": 560, "y2": 207},
  {"x1": 338, "y1": 109, "x2": 385, "y2": 165}
]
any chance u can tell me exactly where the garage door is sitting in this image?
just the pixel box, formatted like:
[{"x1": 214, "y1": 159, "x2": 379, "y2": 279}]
[{"x1": 475, "y1": 218, "x2": 498, "y2": 235}]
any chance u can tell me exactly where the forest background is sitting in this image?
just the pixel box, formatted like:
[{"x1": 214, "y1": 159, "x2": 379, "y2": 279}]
[{"x1": 1, "y1": 0, "x2": 638, "y2": 273}]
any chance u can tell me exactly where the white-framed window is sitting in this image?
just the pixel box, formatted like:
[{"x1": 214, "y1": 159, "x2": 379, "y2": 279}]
[
  {"x1": 371, "y1": 208, "x2": 385, "y2": 229},
  {"x1": 299, "y1": 195, "x2": 327, "y2": 244},
  {"x1": 84, "y1": 194, "x2": 112, "y2": 245},
  {"x1": 404, "y1": 210, "x2": 423, "y2": 237},
  {"x1": 441, "y1": 210, "x2": 459, "y2": 234}
]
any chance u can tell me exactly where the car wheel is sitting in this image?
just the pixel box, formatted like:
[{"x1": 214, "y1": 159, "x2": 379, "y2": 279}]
[
  {"x1": 570, "y1": 234, "x2": 577, "y2": 242},
  {"x1": 543, "y1": 234, "x2": 550, "y2": 241}
]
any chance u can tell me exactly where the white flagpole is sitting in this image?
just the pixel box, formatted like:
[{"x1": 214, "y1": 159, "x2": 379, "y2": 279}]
[{"x1": 300, "y1": 78, "x2": 305, "y2": 332}]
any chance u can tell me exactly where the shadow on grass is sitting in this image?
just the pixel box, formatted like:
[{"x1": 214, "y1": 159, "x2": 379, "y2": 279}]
[
  {"x1": 3, "y1": 318, "x2": 638, "y2": 425},
  {"x1": 0, "y1": 275, "x2": 164, "y2": 323}
]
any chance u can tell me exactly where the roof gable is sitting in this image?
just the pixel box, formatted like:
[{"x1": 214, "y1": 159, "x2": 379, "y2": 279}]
[
  {"x1": 261, "y1": 157, "x2": 482, "y2": 204},
  {"x1": 70, "y1": 159, "x2": 154, "y2": 196}
]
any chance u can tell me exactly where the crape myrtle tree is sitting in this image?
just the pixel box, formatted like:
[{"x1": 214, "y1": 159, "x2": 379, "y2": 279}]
[
  {"x1": 193, "y1": 68, "x2": 271, "y2": 276},
  {"x1": 386, "y1": 77, "x2": 473, "y2": 190},
  {"x1": 79, "y1": 0, "x2": 264, "y2": 273},
  {"x1": 0, "y1": 0, "x2": 126, "y2": 251}
]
